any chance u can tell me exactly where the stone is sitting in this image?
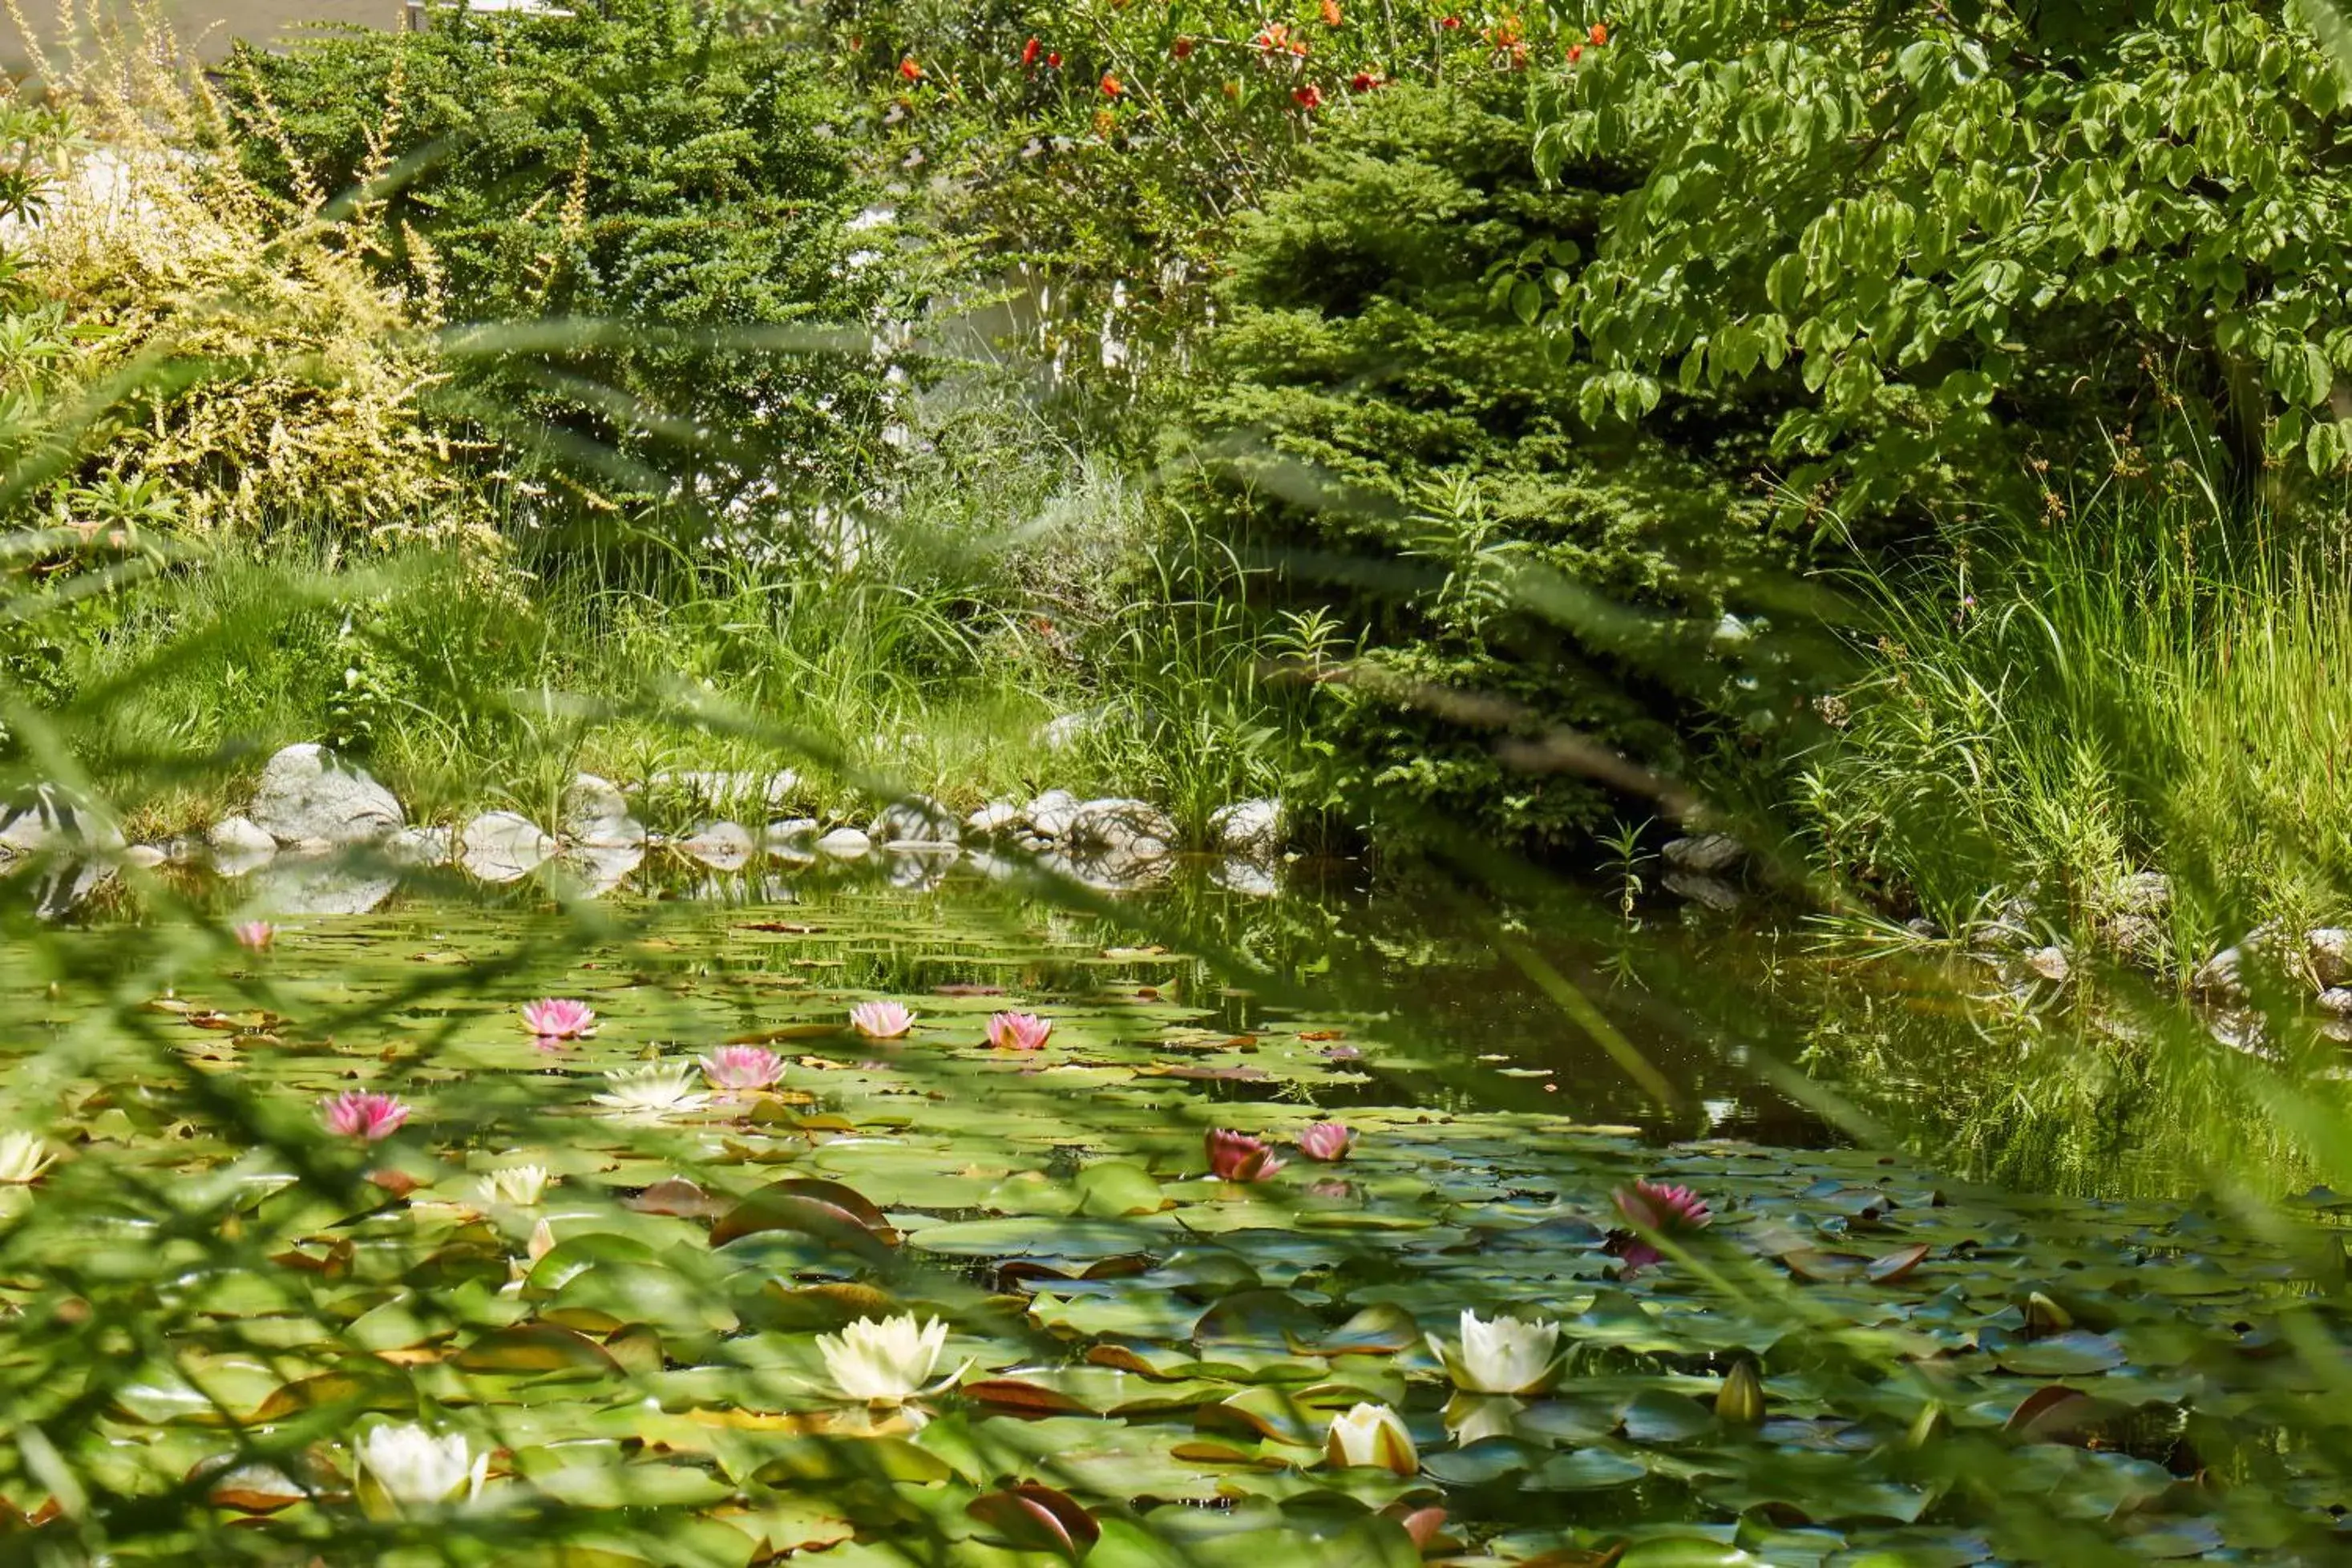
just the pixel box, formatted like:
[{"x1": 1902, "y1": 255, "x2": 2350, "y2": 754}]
[
  {"x1": 560, "y1": 774, "x2": 645, "y2": 847},
  {"x1": 1210, "y1": 798, "x2": 1283, "y2": 859},
  {"x1": 1037, "y1": 710, "x2": 1101, "y2": 753},
  {"x1": 555, "y1": 842, "x2": 643, "y2": 898},
  {"x1": 2318, "y1": 988, "x2": 2352, "y2": 1017},
  {"x1": 868, "y1": 796, "x2": 960, "y2": 847},
  {"x1": 23, "y1": 859, "x2": 107, "y2": 919},
  {"x1": 678, "y1": 821, "x2": 756, "y2": 870},
  {"x1": 1662, "y1": 833, "x2": 1744, "y2": 875},
  {"x1": 386, "y1": 826, "x2": 452, "y2": 867},
  {"x1": 208, "y1": 815, "x2": 277, "y2": 860},
  {"x1": 121, "y1": 844, "x2": 168, "y2": 869},
  {"x1": 2112, "y1": 871, "x2": 2172, "y2": 918},
  {"x1": 2193, "y1": 945, "x2": 2247, "y2": 1000},
  {"x1": 1024, "y1": 790, "x2": 1081, "y2": 839},
  {"x1": 1065, "y1": 798, "x2": 1176, "y2": 856},
  {"x1": 458, "y1": 811, "x2": 554, "y2": 883},
  {"x1": 2310, "y1": 928, "x2": 2352, "y2": 988},
  {"x1": 814, "y1": 826, "x2": 871, "y2": 859},
  {"x1": 0, "y1": 784, "x2": 124, "y2": 858},
  {"x1": 1211, "y1": 857, "x2": 1280, "y2": 897},
  {"x1": 649, "y1": 769, "x2": 800, "y2": 809},
  {"x1": 2025, "y1": 945, "x2": 2071, "y2": 984},
  {"x1": 965, "y1": 801, "x2": 1022, "y2": 836},
  {"x1": 886, "y1": 849, "x2": 956, "y2": 891},
  {"x1": 765, "y1": 817, "x2": 818, "y2": 846},
  {"x1": 249, "y1": 743, "x2": 404, "y2": 847},
  {"x1": 1663, "y1": 871, "x2": 1741, "y2": 911}
]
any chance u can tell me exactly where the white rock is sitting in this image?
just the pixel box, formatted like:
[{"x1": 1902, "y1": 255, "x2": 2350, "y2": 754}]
[
  {"x1": 245, "y1": 852, "x2": 395, "y2": 916},
  {"x1": 2310, "y1": 928, "x2": 2352, "y2": 989},
  {"x1": 0, "y1": 785, "x2": 124, "y2": 857},
  {"x1": 678, "y1": 821, "x2": 756, "y2": 870},
  {"x1": 1662, "y1": 833, "x2": 1744, "y2": 875},
  {"x1": 2318, "y1": 988, "x2": 2352, "y2": 1016},
  {"x1": 458, "y1": 811, "x2": 554, "y2": 883},
  {"x1": 1065, "y1": 798, "x2": 1175, "y2": 855},
  {"x1": 868, "y1": 796, "x2": 959, "y2": 847},
  {"x1": 2026, "y1": 945, "x2": 2071, "y2": 984},
  {"x1": 764, "y1": 818, "x2": 819, "y2": 847},
  {"x1": 2194, "y1": 946, "x2": 2246, "y2": 1000},
  {"x1": 208, "y1": 815, "x2": 278, "y2": 858},
  {"x1": 1024, "y1": 790, "x2": 1081, "y2": 839},
  {"x1": 121, "y1": 844, "x2": 168, "y2": 869},
  {"x1": 966, "y1": 801, "x2": 1021, "y2": 835},
  {"x1": 2112, "y1": 871, "x2": 2172, "y2": 918},
  {"x1": 560, "y1": 774, "x2": 645, "y2": 847},
  {"x1": 249, "y1": 744, "x2": 403, "y2": 847},
  {"x1": 1210, "y1": 857, "x2": 1279, "y2": 897},
  {"x1": 814, "y1": 826, "x2": 871, "y2": 859},
  {"x1": 1210, "y1": 798, "x2": 1283, "y2": 859},
  {"x1": 555, "y1": 841, "x2": 643, "y2": 897},
  {"x1": 886, "y1": 849, "x2": 955, "y2": 890},
  {"x1": 1663, "y1": 872, "x2": 1741, "y2": 911},
  {"x1": 385, "y1": 826, "x2": 452, "y2": 867}
]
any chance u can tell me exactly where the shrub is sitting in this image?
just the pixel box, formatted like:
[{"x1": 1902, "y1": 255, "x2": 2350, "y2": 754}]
[{"x1": 223, "y1": 0, "x2": 898, "y2": 526}]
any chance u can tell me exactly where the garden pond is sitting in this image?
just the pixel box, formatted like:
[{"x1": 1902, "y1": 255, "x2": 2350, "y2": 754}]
[{"x1": 0, "y1": 855, "x2": 2347, "y2": 1564}]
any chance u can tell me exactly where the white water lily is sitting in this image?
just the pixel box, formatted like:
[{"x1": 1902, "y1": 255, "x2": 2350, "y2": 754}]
[
  {"x1": 1427, "y1": 1308, "x2": 1562, "y2": 1396},
  {"x1": 1325, "y1": 1401, "x2": 1417, "y2": 1474},
  {"x1": 591, "y1": 1063, "x2": 712, "y2": 1117},
  {"x1": 815, "y1": 1313, "x2": 956, "y2": 1404},
  {"x1": 475, "y1": 1164, "x2": 552, "y2": 1206},
  {"x1": 352, "y1": 1423, "x2": 487, "y2": 1515},
  {"x1": 0, "y1": 1131, "x2": 55, "y2": 1185}
]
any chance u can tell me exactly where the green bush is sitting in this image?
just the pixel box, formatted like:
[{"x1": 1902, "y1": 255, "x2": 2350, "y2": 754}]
[
  {"x1": 1174, "y1": 81, "x2": 1788, "y2": 850},
  {"x1": 224, "y1": 0, "x2": 897, "y2": 526}
]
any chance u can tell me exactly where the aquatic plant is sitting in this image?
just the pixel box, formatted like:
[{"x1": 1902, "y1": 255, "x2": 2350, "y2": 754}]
[
  {"x1": 351, "y1": 1424, "x2": 487, "y2": 1516},
  {"x1": 1614, "y1": 1176, "x2": 1714, "y2": 1235},
  {"x1": 850, "y1": 1000, "x2": 917, "y2": 1038},
  {"x1": 816, "y1": 1313, "x2": 955, "y2": 1404},
  {"x1": 697, "y1": 1044, "x2": 786, "y2": 1089},
  {"x1": 475, "y1": 1164, "x2": 551, "y2": 1206},
  {"x1": 521, "y1": 996, "x2": 596, "y2": 1040},
  {"x1": 1205, "y1": 1127, "x2": 1286, "y2": 1181},
  {"x1": 985, "y1": 1010, "x2": 1053, "y2": 1050},
  {"x1": 1296, "y1": 1121, "x2": 1354, "y2": 1161},
  {"x1": 319, "y1": 1090, "x2": 410, "y2": 1142},
  {"x1": 0, "y1": 1131, "x2": 55, "y2": 1184},
  {"x1": 232, "y1": 920, "x2": 274, "y2": 952},
  {"x1": 1324, "y1": 1402, "x2": 1417, "y2": 1474},
  {"x1": 591, "y1": 1063, "x2": 710, "y2": 1117},
  {"x1": 1429, "y1": 1308, "x2": 1563, "y2": 1396}
]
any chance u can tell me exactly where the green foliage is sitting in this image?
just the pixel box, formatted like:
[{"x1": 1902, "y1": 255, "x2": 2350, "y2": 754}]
[
  {"x1": 1528, "y1": 0, "x2": 2352, "y2": 536},
  {"x1": 1174, "y1": 82, "x2": 1788, "y2": 850},
  {"x1": 224, "y1": 0, "x2": 895, "y2": 521}
]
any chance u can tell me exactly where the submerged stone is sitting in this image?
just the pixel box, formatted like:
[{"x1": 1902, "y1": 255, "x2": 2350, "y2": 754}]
[{"x1": 459, "y1": 811, "x2": 554, "y2": 883}]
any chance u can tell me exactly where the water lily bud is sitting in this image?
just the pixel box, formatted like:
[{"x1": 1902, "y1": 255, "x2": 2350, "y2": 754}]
[
  {"x1": 1325, "y1": 1402, "x2": 1417, "y2": 1475},
  {"x1": 2023, "y1": 1291, "x2": 2072, "y2": 1335},
  {"x1": 1716, "y1": 1359, "x2": 1765, "y2": 1426},
  {"x1": 352, "y1": 1424, "x2": 487, "y2": 1517}
]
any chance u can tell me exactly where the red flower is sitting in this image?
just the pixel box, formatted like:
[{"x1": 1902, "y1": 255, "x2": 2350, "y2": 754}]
[
  {"x1": 1254, "y1": 22, "x2": 1307, "y2": 57},
  {"x1": 1348, "y1": 69, "x2": 1381, "y2": 91},
  {"x1": 1172, "y1": 34, "x2": 1194, "y2": 59},
  {"x1": 1020, "y1": 35, "x2": 1041, "y2": 67},
  {"x1": 1320, "y1": 0, "x2": 1343, "y2": 23},
  {"x1": 897, "y1": 57, "x2": 923, "y2": 82},
  {"x1": 1293, "y1": 83, "x2": 1324, "y2": 109},
  {"x1": 1206, "y1": 1129, "x2": 1286, "y2": 1182},
  {"x1": 1590, "y1": 21, "x2": 1609, "y2": 44},
  {"x1": 1100, "y1": 71, "x2": 1124, "y2": 96},
  {"x1": 1440, "y1": 14, "x2": 1462, "y2": 29},
  {"x1": 1047, "y1": 51, "x2": 1062, "y2": 67},
  {"x1": 1567, "y1": 42, "x2": 1583, "y2": 63}
]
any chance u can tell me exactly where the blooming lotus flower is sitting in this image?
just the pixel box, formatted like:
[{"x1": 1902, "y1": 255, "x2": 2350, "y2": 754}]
[
  {"x1": 849, "y1": 1000, "x2": 916, "y2": 1039},
  {"x1": 592, "y1": 1063, "x2": 711, "y2": 1117},
  {"x1": 1297, "y1": 1121, "x2": 1354, "y2": 1162},
  {"x1": 1206, "y1": 1128, "x2": 1285, "y2": 1182},
  {"x1": 0, "y1": 1130, "x2": 55, "y2": 1184},
  {"x1": 232, "y1": 921, "x2": 275, "y2": 952},
  {"x1": 476, "y1": 1165, "x2": 551, "y2": 1206},
  {"x1": 986, "y1": 1011, "x2": 1053, "y2": 1051},
  {"x1": 521, "y1": 997, "x2": 596, "y2": 1040},
  {"x1": 352, "y1": 1423, "x2": 487, "y2": 1516},
  {"x1": 816, "y1": 1313, "x2": 958, "y2": 1404},
  {"x1": 1427, "y1": 1309, "x2": 1563, "y2": 1396},
  {"x1": 321, "y1": 1091, "x2": 410, "y2": 1142},
  {"x1": 698, "y1": 1044, "x2": 786, "y2": 1090},
  {"x1": 1325, "y1": 1402, "x2": 1416, "y2": 1474},
  {"x1": 1613, "y1": 1177, "x2": 1713, "y2": 1235}
]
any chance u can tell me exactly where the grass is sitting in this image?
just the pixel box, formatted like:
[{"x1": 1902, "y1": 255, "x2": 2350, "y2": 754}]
[{"x1": 1800, "y1": 479, "x2": 2352, "y2": 972}]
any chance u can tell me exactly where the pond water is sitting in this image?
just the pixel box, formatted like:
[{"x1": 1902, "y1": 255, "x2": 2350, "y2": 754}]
[{"x1": 0, "y1": 857, "x2": 2346, "y2": 1563}]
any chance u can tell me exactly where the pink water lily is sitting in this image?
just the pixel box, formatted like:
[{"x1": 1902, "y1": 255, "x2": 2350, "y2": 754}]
[
  {"x1": 850, "y1": 1000, "x2": 916, "y2": 1039},
  {"x1": 1609, "y1": 1177, "x2": 1714, "y2": 1273},
  {"x1": 232, "y1": 921, "x2": 276, "y2": 952},
  {"x1": 1206, "y1": 1128, "x2": 1286, "y2": 1182},
  {"x1": 321, "y1": 1091, "x2": 410, "y2": 1142},
  {"x1": 522, "y1": 997, "x2": 596, "y2": 1040},
  {"x1": 698, "y1": 1044, "x2": 786, "y2": 1090},
  {"x1": 986, "y1": 1011, "x2": 1053, "y2": 1051},
  {"x1": 1297, "y1": 1121, "x2": 1354, "y2": 1162}
]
